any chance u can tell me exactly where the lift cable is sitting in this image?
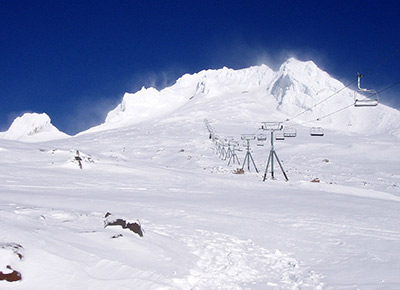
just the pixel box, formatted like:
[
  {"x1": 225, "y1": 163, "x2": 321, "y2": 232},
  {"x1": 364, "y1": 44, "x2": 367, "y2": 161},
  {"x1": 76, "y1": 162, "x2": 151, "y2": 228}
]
[
  {"x1": 377, "y1": 79, "x2": 400, "y2": 94},
  {"x1": 285, "y1": 80, "x2": 356, "y2": 123},
  {"x1": 363, "y1": 48, "x2": 400, "y2": 77},
  {"x1": 299, "y1": 103, "x2": 355, "y2": 126},
  {"x1": 284, "y1": 48, "x2": 400, "y2": 123},
  {"x1": 298, "y1": 77, "x2": 400, "y2": 126}
]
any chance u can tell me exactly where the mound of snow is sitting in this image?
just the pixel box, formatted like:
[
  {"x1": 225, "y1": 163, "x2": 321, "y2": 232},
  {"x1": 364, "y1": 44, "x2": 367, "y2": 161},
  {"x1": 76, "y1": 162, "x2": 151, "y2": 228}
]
[{"x1": 0, "y1": 113, "x2": 69, "y2": 142}]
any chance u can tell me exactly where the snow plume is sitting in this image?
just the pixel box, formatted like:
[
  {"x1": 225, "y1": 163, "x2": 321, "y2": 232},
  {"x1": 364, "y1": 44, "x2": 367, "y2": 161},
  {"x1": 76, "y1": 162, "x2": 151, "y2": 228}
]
[
  {"x1": 206, "y1": 41, "x2": 283, "y2": 72},
  {"x1": 127, "y1": 68, "x2": 183, "y2": 93},
  {"x1": 65, "y1": 95, "x2": 121, "y2": 135},
  {"x1": 0, "y1": 112, "x2": 69, "y2": 142}
]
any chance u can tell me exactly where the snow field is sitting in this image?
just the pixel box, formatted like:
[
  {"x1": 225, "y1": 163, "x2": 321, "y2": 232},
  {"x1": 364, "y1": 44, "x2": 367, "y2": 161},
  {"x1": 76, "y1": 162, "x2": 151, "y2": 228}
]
[
  {"x1": 1, "y1": 58, "x2": 400, "y2": 289},
  {"x1": 1, "y1": 115, "x2": 400, "y2": 289}
]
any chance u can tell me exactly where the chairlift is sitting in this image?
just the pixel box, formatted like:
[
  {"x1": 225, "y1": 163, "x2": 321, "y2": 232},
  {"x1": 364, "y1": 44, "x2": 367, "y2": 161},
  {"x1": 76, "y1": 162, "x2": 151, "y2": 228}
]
[
  {"x1": 310, "y1": 127, "x2": 324, "y2": 136},
  {"x1": 256, "y1": 134, "x2": 267, "y2": 146},
  {"x1": 283, "y1": 126, "x2": 297, "y2": 137},
  {"x1": 261, "y1": 122, "x2": 283, "y2": 131},
  {"x1": 241, "y1": 134, "x2": 256, "y2": 140},
  {"x1": 354, "y1": 73, "x2": 378, "y2": 107},
  {"x1": 257, "y1": 134, "x2": 267, "y2": 141},
  {"x1": 275, "y1": 132, "x2": 285, "y2": 140}
]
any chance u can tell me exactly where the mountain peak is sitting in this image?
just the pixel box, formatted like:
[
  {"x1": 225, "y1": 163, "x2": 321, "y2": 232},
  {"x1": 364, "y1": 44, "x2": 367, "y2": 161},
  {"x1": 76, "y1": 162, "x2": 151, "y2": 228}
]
[
  {"x1": 269, "y1": 58, "x2": 342, "y2": 110},
  {"x1": 0, "y1": 112, "x2": 69, "y2": 142},
  {"x1": 279, "y1": 58, "x2": 320, "y2": 76}
]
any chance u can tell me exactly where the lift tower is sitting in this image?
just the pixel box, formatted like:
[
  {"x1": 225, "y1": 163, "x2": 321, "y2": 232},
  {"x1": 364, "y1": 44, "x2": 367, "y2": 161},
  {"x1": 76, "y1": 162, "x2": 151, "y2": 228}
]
[
  {"x1": 241, "y1": 134, "x2": 258, "y2": 173},
  {"x1": 261, "y1": 122, "x2": 289, "y2": 181}
]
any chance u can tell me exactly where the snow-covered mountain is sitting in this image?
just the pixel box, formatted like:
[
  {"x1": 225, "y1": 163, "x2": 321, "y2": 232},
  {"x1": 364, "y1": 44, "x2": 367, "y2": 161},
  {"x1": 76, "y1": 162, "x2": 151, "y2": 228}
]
[
  {"x1": 2, "y1": 58, "x2": 399, "y2": 139},
  {"x1": 84, "y1": 64, "x2": 275, "y2": 133},
  {"x1": 0, "y1": 113, "x2": 69, "y2": 142},
  {"x1": 1, "y1": 58, "x2": 400, "y2": 289},
  {"x1": 82, "y1": 58, "x2": 400, "y2": 137}
]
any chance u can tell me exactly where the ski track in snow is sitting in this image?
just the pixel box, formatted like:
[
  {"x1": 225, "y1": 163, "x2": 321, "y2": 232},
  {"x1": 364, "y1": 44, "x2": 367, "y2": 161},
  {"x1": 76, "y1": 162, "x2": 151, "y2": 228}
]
[{"x1": 168, "y1": 228, "x2": 324, "y2": 290}]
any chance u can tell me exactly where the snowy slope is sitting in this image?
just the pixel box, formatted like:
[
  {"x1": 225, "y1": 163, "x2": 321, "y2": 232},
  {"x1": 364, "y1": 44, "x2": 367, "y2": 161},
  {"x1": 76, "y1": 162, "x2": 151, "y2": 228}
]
[
  {"x1": 1, "y1": 59, "x2": 400, "y2": 289},
  {"x1": 1, "y1": 114, "x2": 399, "y2": 289},
  {"x1": 85, "y1": 64, "x2": 275, "y2": 134},
  {"x1": 0, "y1": 113, "x2": 69, "y2": 142}
]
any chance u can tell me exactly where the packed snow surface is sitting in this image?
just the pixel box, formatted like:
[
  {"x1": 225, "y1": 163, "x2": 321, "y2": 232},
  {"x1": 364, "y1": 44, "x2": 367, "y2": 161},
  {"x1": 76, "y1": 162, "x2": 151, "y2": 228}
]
[{"x1": 1, "y1": 59, "x2": 400, "y2": 289}]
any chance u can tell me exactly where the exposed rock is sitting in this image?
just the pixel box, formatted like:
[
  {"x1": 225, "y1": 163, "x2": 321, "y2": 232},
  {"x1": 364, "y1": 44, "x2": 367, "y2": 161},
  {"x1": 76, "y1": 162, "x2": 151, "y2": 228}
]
[
  {"x1": 0, "y1": 266, "x2": 22, "y2": 282},
  {"x1": 233, "y1": 168, "x2": 245, "y2": 174},
  {"x1": 0, "y1": 243, "x2": 23, "y2": 282},
  {"x1": 104, "y1": 213, "x2": 143, "y2": 237}
]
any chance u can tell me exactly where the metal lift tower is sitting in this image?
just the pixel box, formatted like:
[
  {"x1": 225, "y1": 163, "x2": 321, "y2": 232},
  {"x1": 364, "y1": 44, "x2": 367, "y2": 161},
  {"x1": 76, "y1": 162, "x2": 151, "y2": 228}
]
[
  {"x1": 261, "y1": 122, "x2": 289, "y2": 181},
  {"x1": 241, "y1": 134, "x2": 258, "y2": 173}
]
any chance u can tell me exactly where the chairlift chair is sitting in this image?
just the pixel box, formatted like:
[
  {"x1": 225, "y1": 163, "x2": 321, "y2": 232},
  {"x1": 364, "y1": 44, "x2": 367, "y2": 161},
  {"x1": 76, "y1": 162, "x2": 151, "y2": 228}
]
[
  {"x1": 261, "y1": 122, "x2": 283, "y2": 131},
  {"x1": 275, "y1": 132, "x2": 285, "y2": 140},
  {"x1": 283, "y1": 126, "x2": 297, "y2": 137},
  {"x1": 241, "y1": 134, "x2": 256, "y2": 140},
  {"x1": 310, "y1": 127, "x2": 324, "y2": 136},
  {"x1": 354, "y1": 73, "x2": 379, "y2": 107},
  {"x1": 257, "y1": 134, "x2": 267, "y2": 146}
]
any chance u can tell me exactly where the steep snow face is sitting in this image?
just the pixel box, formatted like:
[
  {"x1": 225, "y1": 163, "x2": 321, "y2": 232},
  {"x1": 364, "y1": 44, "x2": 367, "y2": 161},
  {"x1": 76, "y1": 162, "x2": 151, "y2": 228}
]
[
  {"x1": 268, "y1": 58, "x2": 346, "y2": 116},
  {"x1": 269, "y1": 59, "x2": 338, "y2": 108},
  {"x1": 0, "y1": 113, "x2": 69, "y2": 142}
]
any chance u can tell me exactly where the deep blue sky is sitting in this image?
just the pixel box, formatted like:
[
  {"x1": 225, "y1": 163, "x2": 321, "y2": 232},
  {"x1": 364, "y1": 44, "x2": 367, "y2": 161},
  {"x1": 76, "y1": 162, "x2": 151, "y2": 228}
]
[{"x1": 1, "y1": 1, "x2": 400, "y2": 134}]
